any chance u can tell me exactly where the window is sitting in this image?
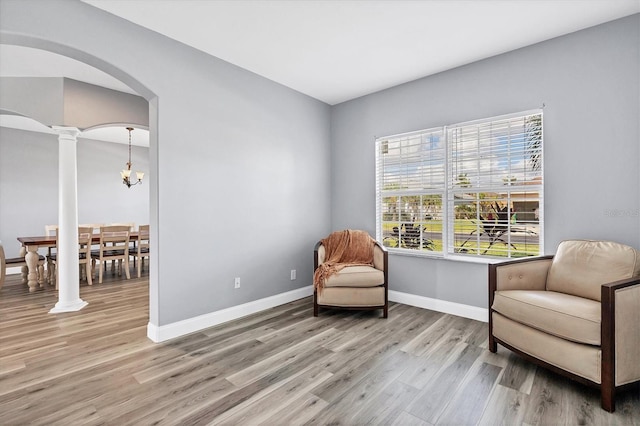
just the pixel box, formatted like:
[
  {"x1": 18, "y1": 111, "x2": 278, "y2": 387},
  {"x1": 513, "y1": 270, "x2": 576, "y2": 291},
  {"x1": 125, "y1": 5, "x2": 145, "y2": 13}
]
[{"x1": 376, "y1": 110, "x2": 542, "y2": 259}]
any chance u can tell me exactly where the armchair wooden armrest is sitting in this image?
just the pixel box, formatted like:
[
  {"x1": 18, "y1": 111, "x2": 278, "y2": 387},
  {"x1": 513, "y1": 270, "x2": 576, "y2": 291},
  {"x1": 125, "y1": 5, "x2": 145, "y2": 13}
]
[{"x1": 601, "y1": 276, "x2": 640, "y2": 412}]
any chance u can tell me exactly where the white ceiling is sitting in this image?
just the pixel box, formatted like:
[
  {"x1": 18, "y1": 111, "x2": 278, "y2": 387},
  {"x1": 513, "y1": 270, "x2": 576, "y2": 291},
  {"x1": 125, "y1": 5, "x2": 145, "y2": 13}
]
[
  {"x1": 1, "y1": 0, "x2": 639, "y2": 143},
  {"x1": 83, "y1": 0, "x2": 640, "y2": 105}
]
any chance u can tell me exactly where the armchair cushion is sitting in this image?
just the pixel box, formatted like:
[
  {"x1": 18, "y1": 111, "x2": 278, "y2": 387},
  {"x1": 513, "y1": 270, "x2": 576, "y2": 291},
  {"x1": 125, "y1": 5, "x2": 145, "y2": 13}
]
[
  {"x1": 493, "y1": 290, "x2": 601, "y2": 345},
  {"x1": 323, "y1": 265, "x2": 384, "y2": 288},
  {"x1": 492, "y1": 313, "x2": 602, "y2": 383},
  {"x1": 546, "y1": 240, "x2": 640, "y2": 301},
  {"x1": 495, "y1": 258, "x2": 551, "y2": 291}
]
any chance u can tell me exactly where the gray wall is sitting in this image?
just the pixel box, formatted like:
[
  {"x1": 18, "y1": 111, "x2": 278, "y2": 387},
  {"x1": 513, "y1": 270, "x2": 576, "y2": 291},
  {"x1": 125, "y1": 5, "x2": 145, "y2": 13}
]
[
  {"x1": 1, "y1": 0, "x2": 332, "y2": 326},
  {"x1": 1, "y1": 1, "x2": 637, "y2": 324},
  {"x1": 0, "y1": 126, "x2": 150, "y2": 256},
  {"x1": 0, "y1": 77, "x2": 149, "y2": 130},
  {"x1": 330, "y1": 14, "x2": 640, "y2": 309},
  {"x1": 0, "y1": 77, "x2": 64, "y2": 125}
]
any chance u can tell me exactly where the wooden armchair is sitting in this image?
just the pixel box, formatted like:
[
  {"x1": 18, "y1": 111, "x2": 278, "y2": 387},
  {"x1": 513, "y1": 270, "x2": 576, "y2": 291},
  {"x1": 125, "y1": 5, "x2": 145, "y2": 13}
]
[
  {"x1": 488, "y1": 240, "x2": 640, "y2": 412},
  {"x1": 313, "y1": 232, "x2": 388, "y2": 318}
]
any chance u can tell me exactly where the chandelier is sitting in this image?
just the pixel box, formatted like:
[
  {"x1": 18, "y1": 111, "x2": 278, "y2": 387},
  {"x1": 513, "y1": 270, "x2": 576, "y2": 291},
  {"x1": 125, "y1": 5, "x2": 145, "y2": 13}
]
[{"x1": 121, "y1": 127, "x2": 144, "y2": 188}]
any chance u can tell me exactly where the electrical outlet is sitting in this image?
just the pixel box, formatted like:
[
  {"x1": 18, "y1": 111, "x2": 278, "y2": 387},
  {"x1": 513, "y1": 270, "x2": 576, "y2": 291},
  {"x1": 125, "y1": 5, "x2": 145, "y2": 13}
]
[
  {"x1": 290, "y1": 269, "x2": 296, "y2": 280},
  {"x1": 234, "y1": 277, "x2": 241, "y2": 288}
]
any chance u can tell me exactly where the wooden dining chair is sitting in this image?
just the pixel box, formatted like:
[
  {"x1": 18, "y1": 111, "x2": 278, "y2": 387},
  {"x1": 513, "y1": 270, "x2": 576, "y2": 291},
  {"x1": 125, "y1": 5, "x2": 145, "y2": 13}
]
[
  {"x1": 133, "y1": 224, "x2": 150, "y2": 278},
  {"x1": 78, "y1": 227, "x2": 93, "y2": 286},
  {"x1": 103, "y1": 222, "x2": 135, "y2": 273},
  {"x1": 79, "y1": 223, "x2": 104, "y2": 235},
  {"x1": 109, "y1": 222, "x2": 136, "y2": 232},
  {"x1": 91, "y1": 225, "x2": 131, "y2": 284},
  {"x1": 44, "y1": 224, "x2": 58, "y2": 283},
  {"x1": 48, "y1": 227, "x2": 94, "y2": 288},
  {"x1": 1, "y1": 241, "x2": 45, "y2": 290}
]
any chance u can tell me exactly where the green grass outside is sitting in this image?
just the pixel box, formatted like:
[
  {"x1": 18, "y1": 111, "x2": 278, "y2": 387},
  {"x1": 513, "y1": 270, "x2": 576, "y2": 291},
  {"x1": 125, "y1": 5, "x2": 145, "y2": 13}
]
[
  {"x1": 454, "y1": 241, "x2": 539, "y2": 257},
  {"x1": 382, "y1": 228, "x2": 540, "y2": 258},
  {"x1": 382, "y1": 219, "x2": 519, "y2": 234}
]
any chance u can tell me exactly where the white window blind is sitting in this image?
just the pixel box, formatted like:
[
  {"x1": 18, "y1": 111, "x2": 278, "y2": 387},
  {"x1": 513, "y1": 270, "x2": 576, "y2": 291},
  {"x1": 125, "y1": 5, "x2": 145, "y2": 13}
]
[
  {"x1": 376, "y1": 110, "x2": 543, "y2": 259},
  {"x1": 376, "y1": 129, "x2": 445, "y2": 253}
]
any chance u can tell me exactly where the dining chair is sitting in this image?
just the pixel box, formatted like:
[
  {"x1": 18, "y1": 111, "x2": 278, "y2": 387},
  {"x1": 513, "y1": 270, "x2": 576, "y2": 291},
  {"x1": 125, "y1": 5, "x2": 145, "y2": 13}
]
[
  {"x1": 104, "y1": 222, "x2": 135, "y2": 273},
  {"x1": 79, "y1": 223, "x2": 104, "y2": 235},
  {"x1": 44, "y1": 224, "x2": 58, "y2": 283},
  {"x1": 91, "y1": 225, "x2": 131, "y2": 284},
  {"x1": 133, "y1": 224, "x2": 150, "y2": 278},
  {"x1": 1, "y1": 241, "x2": 45, "y2": 290},
  {"x1": 109, "y1": 222, "x2": 136, "y2": 230},
  {"x1": 48, "y1": 226, "x2": 94, "y2": 288},
  {"x1": 78, "y1": 227, "x2": 93, "y2": 285},
  {"x1": 78, "y1": 223, "x2": 103, "y2": 273}
]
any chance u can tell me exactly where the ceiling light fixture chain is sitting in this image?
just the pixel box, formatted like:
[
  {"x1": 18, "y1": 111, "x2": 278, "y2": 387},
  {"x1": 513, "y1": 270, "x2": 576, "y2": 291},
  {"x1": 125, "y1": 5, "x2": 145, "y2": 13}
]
[{"x1": 121, "y1": 127, "x2": 144, "y2": 188}]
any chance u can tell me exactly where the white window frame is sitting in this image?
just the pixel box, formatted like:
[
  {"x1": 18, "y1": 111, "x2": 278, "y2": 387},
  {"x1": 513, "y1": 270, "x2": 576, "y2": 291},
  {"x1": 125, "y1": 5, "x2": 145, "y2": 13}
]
[{"x1": 375, "y1": 109, "x2": 543, "y2": 260}]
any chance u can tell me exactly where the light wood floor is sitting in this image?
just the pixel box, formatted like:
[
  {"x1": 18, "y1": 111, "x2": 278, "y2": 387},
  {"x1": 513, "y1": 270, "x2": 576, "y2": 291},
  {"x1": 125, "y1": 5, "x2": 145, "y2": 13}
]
[{"x1": 1, "y1": 271, "x2": 638, "y2": 426}]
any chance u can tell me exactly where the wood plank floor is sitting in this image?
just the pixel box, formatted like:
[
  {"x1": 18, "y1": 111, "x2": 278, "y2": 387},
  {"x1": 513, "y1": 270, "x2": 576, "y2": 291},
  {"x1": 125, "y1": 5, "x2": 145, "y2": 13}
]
[{"x1": 1, "y1": 271, "x2": 638, "y2": 425}]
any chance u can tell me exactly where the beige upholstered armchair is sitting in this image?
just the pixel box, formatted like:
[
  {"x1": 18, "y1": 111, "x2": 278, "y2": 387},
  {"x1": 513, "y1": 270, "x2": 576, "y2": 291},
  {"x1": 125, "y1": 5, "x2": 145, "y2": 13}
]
[
  {"x1": 313, "y1": 230, "x2": 388, "y2": 318},
  {"x1": 489, "y1": 240, "x2": 640, "y2": 412}
]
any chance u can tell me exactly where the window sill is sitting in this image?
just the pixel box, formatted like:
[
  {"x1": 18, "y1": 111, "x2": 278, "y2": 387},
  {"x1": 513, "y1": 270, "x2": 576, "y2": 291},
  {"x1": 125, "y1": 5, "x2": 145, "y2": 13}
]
[{"x1": 387, "y1": 249, "x2": 518, "y2": 265}]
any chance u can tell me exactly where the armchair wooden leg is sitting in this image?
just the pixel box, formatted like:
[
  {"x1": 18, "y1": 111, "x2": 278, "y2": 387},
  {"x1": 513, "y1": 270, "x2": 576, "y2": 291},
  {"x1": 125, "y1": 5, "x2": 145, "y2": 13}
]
[
  {"x1": 488, "y1": 310, "x2": 497, "y2": 352},
  {"x1": 601, "y1": 380, "x2": 615, "y2": 412},
  {"x1": 382, "y1": 305, "x2": 388, "y2": 318},
  {"x1": 313, "y1": 289, "x2": 319, "y2": 317},
  {"x1": 489, "y1": 333, "x2": 497, "y2": 353}
]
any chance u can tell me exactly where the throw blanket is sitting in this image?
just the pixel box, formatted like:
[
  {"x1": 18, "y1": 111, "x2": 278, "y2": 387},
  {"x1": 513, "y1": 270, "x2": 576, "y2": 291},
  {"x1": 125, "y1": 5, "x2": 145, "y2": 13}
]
[{"x1": 313, "y1": 230, "x2": 375, "y2": 293}]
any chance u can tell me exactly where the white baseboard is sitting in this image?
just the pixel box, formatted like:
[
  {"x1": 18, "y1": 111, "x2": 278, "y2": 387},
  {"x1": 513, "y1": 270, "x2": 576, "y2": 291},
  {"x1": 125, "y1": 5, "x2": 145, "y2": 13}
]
[
  {"x1": 147, "y1": 285, "x2": 314, "y2": 343},
  {"x1": 8, "y1": 267, "x2": 485, "y2": 328},
  {"x1": 388, "y1": 290, "x2": 488, "y2": 323},
  {"x1": 147, "y1": 286, "x2": 488, "y2": 343},
  {"x1": 6, "y1": 266, "x2": 23, "y2": 275}
]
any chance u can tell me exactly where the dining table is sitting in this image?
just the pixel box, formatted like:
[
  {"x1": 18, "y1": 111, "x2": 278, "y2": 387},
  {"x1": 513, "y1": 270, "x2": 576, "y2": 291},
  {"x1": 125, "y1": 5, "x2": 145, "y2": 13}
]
[{"x1": 17, "y1": 232, "x2": 139, "y2": 293}]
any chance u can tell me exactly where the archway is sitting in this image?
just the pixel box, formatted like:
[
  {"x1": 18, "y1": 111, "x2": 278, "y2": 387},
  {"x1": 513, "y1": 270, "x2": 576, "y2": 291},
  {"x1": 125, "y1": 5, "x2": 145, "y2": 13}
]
[{"x1": 0, "y1": 37, "x2": 159, "y2": 333}]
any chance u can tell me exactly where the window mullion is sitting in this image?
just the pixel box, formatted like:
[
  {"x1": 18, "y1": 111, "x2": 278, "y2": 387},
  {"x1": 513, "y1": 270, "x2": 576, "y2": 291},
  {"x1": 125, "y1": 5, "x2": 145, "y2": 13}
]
[{"x1": 443, "y1": 125, "x2": 450, "y2": 256}]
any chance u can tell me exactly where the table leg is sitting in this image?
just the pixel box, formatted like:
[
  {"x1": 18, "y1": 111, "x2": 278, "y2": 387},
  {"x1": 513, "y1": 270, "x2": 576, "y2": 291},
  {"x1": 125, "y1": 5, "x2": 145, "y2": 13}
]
[
  {"x1": 19, "y1": 246, "x2": 28, "y2": 284},
  {"x1": 25, "y1": 246, "x2": 40, "y2": 293}
]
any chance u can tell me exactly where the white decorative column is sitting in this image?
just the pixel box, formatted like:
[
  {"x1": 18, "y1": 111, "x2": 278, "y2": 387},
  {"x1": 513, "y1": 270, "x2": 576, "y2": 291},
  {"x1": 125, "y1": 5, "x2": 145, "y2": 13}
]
[{"x1": 50, "y1": 126, "x2": 87, "y2": 313}]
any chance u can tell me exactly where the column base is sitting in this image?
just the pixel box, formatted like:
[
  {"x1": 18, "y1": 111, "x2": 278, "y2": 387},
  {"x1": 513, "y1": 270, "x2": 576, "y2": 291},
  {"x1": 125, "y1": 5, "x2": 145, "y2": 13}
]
[{"x1": 49, "y1": 299, "x2": 88, "y2": 313}]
